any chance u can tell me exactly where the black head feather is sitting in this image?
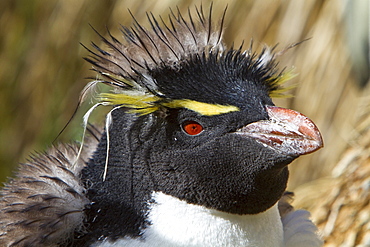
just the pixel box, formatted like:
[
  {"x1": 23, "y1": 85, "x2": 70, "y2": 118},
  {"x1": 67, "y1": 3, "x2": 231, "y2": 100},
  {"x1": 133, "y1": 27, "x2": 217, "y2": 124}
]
[{"x1": 83, "y1": 5, "x2": 289, "y2": 116}]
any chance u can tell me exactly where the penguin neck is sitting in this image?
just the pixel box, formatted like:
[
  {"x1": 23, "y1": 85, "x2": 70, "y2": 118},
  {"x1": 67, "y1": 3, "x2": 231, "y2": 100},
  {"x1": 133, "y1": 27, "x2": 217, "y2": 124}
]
[
  {"x1": 98, "y1": 191, "x2": 284, "y2": 247},
  {"x1": 80, "y1": 112, "x2": 160, "y2": 244}
]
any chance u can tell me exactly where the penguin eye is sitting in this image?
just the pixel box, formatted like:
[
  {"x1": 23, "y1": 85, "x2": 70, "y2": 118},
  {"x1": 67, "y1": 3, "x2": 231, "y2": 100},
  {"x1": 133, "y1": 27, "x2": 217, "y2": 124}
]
[{"x1": 182, "y1": 120, "x2": 204, "y2": 136}]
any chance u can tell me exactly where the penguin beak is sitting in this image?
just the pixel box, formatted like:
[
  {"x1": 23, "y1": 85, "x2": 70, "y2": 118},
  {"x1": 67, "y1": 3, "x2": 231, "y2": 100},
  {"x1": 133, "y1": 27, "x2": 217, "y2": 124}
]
[{"x1": 236, "y1": 106, "x2": 323, "y2": 156}]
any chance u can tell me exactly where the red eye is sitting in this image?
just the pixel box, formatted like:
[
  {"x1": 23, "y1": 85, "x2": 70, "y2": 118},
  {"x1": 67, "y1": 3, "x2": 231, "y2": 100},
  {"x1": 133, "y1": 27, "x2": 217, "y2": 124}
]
[{"x1": 182, "y1": 121, "x2": 204, "y2": 136}]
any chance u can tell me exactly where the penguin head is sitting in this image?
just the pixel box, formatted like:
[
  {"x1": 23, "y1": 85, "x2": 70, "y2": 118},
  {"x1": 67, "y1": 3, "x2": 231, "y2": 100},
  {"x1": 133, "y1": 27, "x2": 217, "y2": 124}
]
[{"x1": 83, "y1": 5, "x2": 323, "y2": 217}]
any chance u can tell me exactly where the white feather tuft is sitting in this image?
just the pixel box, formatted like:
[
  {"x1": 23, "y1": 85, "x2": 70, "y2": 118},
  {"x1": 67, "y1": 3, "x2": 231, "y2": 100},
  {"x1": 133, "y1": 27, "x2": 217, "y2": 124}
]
[{"x1": 282, "y1": 209, "x2": 323, "y2": 247}]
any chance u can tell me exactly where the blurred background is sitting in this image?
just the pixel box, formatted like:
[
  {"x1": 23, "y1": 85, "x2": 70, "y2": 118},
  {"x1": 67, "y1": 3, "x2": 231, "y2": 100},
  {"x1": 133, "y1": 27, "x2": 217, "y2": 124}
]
[{"x1": 1, "y1": 0, "x2": 369, "y2": 246}]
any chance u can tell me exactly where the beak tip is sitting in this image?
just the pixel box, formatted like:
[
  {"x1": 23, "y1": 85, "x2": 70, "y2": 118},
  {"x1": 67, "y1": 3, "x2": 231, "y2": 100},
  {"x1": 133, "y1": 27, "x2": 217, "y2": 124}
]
[
  {"x1": 238, "y1": 106, "x2": 324, "y2": 157},
  {"x1": 296, "y1": 114, "x2": 324, "y2": 153},
  {"x1": 266, "y1": 105, "x2": 324, "y2": 156}
]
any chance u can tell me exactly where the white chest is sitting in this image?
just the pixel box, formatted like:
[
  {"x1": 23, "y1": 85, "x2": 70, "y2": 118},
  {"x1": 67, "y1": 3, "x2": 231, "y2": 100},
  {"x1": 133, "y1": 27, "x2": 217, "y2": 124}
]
[{"x1": 95, "y1": 192, "x2": 284, "y2": 247}]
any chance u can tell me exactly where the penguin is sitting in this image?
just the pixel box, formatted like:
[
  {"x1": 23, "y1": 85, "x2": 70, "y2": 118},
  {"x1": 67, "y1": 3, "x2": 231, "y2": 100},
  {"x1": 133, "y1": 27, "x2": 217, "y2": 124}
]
[{"x1": 0, "y1": 5, "x2": 323, "y2": 247}]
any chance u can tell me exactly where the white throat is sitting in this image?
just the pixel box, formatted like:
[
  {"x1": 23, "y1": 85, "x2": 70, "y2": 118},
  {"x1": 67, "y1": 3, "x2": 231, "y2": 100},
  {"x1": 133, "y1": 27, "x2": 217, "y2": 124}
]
[{"x1": 97, "y1": 192, "x2": 284, "y2": 247}]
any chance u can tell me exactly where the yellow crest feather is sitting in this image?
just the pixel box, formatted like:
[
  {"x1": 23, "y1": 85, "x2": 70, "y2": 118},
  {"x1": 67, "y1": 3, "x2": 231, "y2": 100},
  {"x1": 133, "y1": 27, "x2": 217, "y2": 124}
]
[
  {"x1": 162, "y1": 99, "x2": 240, "y2": 116},
  {"x1": 99, "y1": 93, "x2": 239, "y2": 116},
  {"x1": 99, "y1": 93, "x2": 161, "y2": 115},
  {"x1": 269, "y1": 70, "x2": 297, "y2": 98}
]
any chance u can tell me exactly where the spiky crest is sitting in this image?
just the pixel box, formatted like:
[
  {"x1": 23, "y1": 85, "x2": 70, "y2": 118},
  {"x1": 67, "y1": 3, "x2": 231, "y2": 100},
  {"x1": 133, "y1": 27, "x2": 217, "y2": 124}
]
[{"x1": 83, "y1": 4, "x2": 293, "y2": 117}]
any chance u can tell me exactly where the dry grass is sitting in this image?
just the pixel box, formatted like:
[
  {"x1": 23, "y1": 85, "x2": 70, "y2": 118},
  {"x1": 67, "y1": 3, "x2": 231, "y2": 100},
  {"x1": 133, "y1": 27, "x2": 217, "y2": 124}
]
[{"x1": 0, "y1": 1, "x2": 368, "y2": 245}]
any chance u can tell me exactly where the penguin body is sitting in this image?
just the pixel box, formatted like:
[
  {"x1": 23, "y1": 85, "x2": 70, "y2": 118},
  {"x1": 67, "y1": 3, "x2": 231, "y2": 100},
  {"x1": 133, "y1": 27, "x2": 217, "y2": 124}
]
[
  {"x1": 97, "y1": 192, "x2": 284, "y2": 247},
  {"x1": 0, "y1": 5, "x2": 323, "y2": 247}
]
